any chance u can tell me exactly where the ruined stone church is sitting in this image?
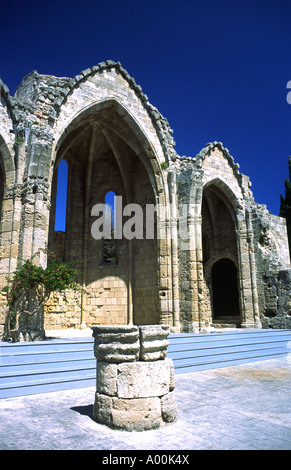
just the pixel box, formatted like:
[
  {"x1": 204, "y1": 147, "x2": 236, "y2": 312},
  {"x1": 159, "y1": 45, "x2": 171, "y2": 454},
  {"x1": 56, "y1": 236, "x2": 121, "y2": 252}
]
[{"x1": 0, "y1": 60, "x2": 290, "y2": 334}]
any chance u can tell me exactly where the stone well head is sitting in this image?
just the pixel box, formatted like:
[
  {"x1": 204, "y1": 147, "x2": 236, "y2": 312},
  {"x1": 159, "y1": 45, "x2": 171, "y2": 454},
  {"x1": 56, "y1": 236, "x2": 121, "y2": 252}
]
[{"x1": 91, "y1": 324, "x2": 177, "y2": 431}]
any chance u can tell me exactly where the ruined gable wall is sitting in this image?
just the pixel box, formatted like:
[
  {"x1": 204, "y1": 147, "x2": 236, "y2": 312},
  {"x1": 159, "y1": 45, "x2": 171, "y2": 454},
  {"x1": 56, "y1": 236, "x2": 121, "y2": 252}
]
[
  {"x1": 22, "y1": 62, "x2": 173, "y2": 330},
  {"x1": 201, "y1": 146, "x2": 247, "y2": 204},
  {"x1": 44, "y1": 63, "x2": 172, "y2": 329},
  {"x1": 50, "y1": 62, "x2": 175, "y2": 173},
  {"x1": 169, "y1": 143, "x2": 251, "y2": 330},
  {"x1": 201, "y1": 144, "x2": 291, "y2": 328},
  {"x1": 201, "y1": 145, "x2": 248, "y2": 328}
]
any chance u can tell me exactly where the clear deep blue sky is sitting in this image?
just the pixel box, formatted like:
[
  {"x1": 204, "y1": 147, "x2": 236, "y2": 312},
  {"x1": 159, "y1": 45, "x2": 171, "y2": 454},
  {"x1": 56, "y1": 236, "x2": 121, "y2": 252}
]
[{"x1": 1, "y1": 0, "x2": 291, "y2": 217}]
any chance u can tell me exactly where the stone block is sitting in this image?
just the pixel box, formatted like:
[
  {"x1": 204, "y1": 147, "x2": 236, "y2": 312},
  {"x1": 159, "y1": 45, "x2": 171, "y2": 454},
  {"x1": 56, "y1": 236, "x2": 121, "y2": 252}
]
[
  {"x1": 94, "y1": 392, "x2": 162, "y2": 431},
  {"x1": 112, "y1": 396, "x2": 162, "y2": 431},
  {"x1": 93, "y1": 392, "x2": 113, "y2": 426},
  {"x1": 97, "y1": 361, "x2": 117, "y2": 396},
  {"x1": 117, "y1": 359, "x2": 172, "y2": 398}
]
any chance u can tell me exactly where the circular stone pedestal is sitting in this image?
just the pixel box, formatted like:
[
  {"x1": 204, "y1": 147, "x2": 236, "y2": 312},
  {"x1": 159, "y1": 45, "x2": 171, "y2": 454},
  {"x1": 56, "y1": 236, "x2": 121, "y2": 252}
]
[{"x1": 91, "y1": 325, "x2": 178, "y2": 431}]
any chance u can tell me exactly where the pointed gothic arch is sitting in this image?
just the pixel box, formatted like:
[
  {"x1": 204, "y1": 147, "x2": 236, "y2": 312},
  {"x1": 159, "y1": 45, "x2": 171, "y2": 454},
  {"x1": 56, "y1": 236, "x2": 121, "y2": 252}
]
[
  {"x1": 201, "y1": 181, "x2": 242, "y2": 325},
  {"x1": 47, "y1": 98, "x2": 172, "y2": 328}
]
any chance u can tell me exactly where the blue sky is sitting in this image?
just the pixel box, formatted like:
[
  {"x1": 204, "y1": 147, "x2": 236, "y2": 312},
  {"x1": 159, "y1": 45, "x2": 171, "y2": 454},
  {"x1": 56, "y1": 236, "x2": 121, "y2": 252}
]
[{"x1": 1, "y1": 0, "x2": 291, "y2": 217}]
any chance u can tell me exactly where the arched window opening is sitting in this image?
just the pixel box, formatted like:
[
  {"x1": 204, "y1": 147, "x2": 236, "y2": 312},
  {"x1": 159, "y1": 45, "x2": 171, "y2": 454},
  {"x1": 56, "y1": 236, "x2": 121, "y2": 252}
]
[
  {"x1": 54, "y1": 159, "x2": 68, "y2": 232},
  {"x1": 103, "y1": 190, "x2": 117, "y2": 264}
]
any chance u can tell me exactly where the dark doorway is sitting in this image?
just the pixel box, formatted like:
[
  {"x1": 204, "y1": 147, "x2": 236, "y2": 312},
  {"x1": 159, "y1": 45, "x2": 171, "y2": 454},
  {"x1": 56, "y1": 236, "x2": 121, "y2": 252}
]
[{"x1": 211, "y1": 258, "x2": 240, "y2": 320}]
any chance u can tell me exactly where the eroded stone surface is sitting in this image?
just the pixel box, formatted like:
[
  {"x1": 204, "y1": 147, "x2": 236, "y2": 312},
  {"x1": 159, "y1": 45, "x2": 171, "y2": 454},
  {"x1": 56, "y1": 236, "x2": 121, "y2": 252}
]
[
  {"x1": 139, "y1": 325, "x2": 170, "y2": 361},
  {"x1": 93, "y1": 392, "x2": 162, "y2": 432},
  {"x1": 92, "y1": 325, "x2": 140, "y2": 362},
  {"x1": 161, "y1": 391, "x2": 178, "y2": 423},
  {"x1": 97, "y1": 361, "x2": 118, "y2": 396},
  {"x1": 117, "y1": 358, "x2": 173, "y2": 398},
  {"x1": 111, "y1": 396, "x2": 162, "y2": 431}
]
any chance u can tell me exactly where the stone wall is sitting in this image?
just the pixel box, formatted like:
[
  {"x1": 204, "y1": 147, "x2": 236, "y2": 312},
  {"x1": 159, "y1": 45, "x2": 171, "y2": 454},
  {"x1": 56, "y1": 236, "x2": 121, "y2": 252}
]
[{"x1": 251, "y1": 204, "x2": 291, "y2": 328}]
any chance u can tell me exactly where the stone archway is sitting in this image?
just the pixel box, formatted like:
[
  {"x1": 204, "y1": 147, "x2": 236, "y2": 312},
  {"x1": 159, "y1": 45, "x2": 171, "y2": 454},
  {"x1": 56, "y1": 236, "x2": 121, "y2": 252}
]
[
  {"x1": 202, "y1": 183, "x2": 242, "y2": 326},
  {"x1": 47, "y1": 101, "x2": 163, "y2": 329}
]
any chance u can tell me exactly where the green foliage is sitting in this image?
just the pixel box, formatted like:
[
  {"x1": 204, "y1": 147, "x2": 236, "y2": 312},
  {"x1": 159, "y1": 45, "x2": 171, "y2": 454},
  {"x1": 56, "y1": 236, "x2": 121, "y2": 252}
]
[
  {"x1": 3, "y1": 249, "x2": 85, "y2": 333},
  {"x1": 279, "y1": 157, "x2": 291, "y2": 257},
  {"x1": 161, "y1": 162, "x2": 168, "y2": 170},
  {"x1": 103, "y1": 238, "x2": 117, "y2": 264}
]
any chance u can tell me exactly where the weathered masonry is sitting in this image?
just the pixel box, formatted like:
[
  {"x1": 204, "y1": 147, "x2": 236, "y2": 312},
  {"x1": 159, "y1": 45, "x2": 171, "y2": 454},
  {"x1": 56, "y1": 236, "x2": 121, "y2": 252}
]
[{"x1": 0, "y1": 60, "x2": 290, "y2": 333}]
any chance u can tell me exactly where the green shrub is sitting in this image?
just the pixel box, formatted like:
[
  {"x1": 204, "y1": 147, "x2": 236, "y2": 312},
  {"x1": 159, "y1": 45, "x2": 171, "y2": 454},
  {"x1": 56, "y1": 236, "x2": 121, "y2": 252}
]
[{"x1": 3, "y1": 249, "x2": 85, "y2": 335}]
